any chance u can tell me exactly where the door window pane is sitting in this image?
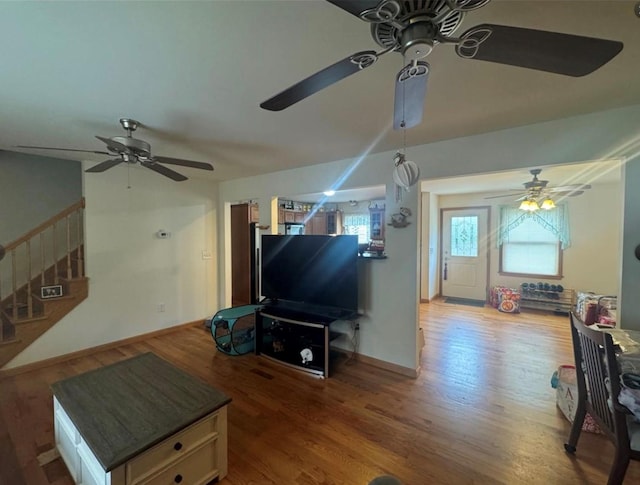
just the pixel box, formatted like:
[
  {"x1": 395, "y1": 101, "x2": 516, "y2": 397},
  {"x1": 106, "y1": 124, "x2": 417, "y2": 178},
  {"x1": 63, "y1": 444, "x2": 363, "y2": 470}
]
[{"x1": 450, "y1": 216, "x2": 478, "y2": 257}]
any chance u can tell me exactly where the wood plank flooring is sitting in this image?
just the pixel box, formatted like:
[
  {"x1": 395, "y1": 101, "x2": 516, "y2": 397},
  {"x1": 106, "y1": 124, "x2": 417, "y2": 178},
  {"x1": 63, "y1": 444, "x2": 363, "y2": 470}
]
[{"x1": 1, "y1": 300, "x2": 638, "y2": 485}]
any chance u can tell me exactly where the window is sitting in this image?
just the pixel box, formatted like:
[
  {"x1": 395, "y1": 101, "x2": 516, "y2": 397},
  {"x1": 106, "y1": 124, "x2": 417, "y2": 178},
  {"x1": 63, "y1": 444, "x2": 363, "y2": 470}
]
[
  {"x1": 450, "y1": 216, "x2": 478, "y2": 257},
  {"x1": 343, "y1": 213, "x2": 370, "y2": 244},
  {"x1": 498, "y1": 204, "x2": 570, "y2": 278}
]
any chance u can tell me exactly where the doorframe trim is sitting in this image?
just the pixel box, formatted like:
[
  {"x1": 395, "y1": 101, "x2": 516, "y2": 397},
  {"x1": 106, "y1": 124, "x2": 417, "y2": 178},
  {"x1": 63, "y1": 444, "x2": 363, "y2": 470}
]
[{"x1": 439, "y1": 206, "x2": 491, "y2": 301}]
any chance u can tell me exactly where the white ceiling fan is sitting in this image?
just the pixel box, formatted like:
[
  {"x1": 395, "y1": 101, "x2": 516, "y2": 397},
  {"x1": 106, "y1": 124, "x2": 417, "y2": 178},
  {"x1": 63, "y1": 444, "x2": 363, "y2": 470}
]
[{"x1": 17, "y1": 118, "x2": 214, "y2": 182}]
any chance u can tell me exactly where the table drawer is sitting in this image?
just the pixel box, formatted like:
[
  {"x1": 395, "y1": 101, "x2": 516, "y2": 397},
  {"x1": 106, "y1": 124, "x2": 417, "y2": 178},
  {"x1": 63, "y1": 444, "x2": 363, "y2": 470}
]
[
  {"x1": 140, "y1": 439, "x2": 218, "y2": 485},
  {"x1": 127, "y1": 412, "x2": 218, "y2": 483}
]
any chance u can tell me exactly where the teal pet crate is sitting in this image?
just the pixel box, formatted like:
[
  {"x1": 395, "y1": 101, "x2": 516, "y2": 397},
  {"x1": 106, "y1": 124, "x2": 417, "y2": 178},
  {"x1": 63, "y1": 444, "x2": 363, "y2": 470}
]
[{"x1": 210, "y1": 304, "x2": 261, "y2": 356}]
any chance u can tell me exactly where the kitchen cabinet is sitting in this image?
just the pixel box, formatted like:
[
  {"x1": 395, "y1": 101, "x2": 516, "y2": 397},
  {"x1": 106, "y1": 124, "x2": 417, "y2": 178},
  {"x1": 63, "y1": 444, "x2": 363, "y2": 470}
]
[
  {"x1": 326, "y1": 211, "x2": 342, "y2": 235},
  {"x1": 249, "y1": 203, "x2": 259, "y2": 223},
  {"x1": 307, "y1": 212, "x2": 327, "y2": 235},
  {"x1": 369, "y1": 208, "x2": 385, "y2": 240}
]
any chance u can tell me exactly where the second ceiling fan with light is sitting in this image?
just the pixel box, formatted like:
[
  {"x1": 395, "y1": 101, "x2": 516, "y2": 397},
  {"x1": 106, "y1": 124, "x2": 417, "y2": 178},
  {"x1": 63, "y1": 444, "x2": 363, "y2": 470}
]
[{"x1": 485, "y1": 169, "x2": 591, "y2": 211}]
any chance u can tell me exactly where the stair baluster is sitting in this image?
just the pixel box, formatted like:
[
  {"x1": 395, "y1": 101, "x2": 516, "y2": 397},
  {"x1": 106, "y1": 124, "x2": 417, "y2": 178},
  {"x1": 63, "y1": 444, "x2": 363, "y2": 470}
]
[
  {"x1": 66, "y1": 215, "x2": 72, "y2": 279},
  {"x1": 26, "y1": 240, "x2": 33, "y2": 319},
  {"x1": 40, "y1": 232, "x2": 45, "y2": 287},
  {"x1": 76, "y1": 209, "x2": 84, "y2": 278},
  {"x1": 11, "y1": 249, "x2": 17, "y2": 321}
]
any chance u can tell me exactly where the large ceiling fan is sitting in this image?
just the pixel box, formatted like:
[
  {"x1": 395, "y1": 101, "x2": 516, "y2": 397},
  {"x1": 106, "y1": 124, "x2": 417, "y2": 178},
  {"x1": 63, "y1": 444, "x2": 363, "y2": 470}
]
[
  {"x1": 17, "y1": 118, "x2": 214, "y2": 181},
  {"x1": 260, "y1": 0, "x2": 623, "y2": 130},
  {"x1": 485, "y1": 168, "x2": 592, "y2": 206}
]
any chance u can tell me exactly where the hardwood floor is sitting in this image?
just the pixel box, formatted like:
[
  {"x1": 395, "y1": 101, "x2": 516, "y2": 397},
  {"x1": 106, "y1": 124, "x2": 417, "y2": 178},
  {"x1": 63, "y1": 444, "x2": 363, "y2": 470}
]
[{"x1": 1, "y1": 300, "x2": 638, "y2": 485}]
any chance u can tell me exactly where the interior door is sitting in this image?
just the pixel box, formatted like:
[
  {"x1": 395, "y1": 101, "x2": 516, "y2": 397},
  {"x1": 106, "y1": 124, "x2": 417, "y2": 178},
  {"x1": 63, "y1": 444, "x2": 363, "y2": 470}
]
[{"x1": 441, "y1": 207, "x2": 490, "y2": 301}]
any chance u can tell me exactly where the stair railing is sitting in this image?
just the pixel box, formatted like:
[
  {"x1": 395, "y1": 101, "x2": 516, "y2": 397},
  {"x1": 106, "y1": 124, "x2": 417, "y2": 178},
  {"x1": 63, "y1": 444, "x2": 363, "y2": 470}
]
[{"x1": 0, "y1": 198, "x2": 85, "y2": 322}]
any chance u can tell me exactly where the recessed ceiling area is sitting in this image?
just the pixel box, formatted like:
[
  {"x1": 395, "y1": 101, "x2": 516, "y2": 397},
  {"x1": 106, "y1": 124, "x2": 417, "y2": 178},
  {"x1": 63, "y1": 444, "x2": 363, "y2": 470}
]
[
  {"x1": 277, "y1": 159, "x2": 623, "y2": 206},
  {"x1": 421, "y1": 159, "x2": 623, "y2": 196},
  {"x1": 285, "y1": 185, "x2": 386, "y2": 205}
]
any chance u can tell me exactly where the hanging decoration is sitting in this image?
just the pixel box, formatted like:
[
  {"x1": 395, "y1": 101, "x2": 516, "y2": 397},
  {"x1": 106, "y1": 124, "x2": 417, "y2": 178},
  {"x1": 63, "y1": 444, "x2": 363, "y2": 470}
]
[
  {"x1": 388, "y1": 207, "x2": 412, "y2": 228},
  {"x1": 393, "y1": 152, "x2": 420, "y2": 202}
]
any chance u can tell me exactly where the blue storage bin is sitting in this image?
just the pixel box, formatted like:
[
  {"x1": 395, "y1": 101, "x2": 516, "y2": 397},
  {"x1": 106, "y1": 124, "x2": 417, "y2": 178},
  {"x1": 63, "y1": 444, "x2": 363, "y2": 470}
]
[{"x1": 210, "y1": 304, "x2": 261, "y2": 356}]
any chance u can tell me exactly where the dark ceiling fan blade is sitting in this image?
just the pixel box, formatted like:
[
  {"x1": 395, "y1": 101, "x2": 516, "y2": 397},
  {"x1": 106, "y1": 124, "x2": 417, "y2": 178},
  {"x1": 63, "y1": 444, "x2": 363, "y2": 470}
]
[
  {"x1": 141, "y1": 161, "x2": 188, "y2": 181},
  {"x1": 393, "y1": 61, "x2": 429, "y2": 130},
  {"x1": 326, "y1": 0, "x2": 388, "y2": 18},
  {"x1": 85, "y1": 159, "x2": 124, "y2": 173},
  {"x1": 547, "y1": 184, "x2": 591, "y2": 192},
  {"x1": 260, "y1": 50, "x2": 379, "y2": 111},
  {"x1": 95, "y1": 135, "x2": 129, "y2": 152},
  {"x1": 455, "y1": 24, "x2": 623, "y2": 77},
  {"x1": 153, "y1": 156, "x2": 214, "y2": 171},
  {"x1": 15, "y1": 145, "x2": 110, "y2": 155}
]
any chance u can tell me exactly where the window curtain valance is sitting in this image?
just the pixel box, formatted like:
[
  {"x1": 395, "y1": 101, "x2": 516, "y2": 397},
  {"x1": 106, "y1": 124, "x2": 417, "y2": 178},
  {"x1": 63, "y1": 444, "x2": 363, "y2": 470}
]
[{"x1": 497, "y1": 204, "x2": 571, "y2": 249}]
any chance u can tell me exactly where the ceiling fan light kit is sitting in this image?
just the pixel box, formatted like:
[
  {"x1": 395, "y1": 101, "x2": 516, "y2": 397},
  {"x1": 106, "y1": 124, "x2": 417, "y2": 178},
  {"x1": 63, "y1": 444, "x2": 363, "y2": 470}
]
[
  {"x1": 260, "y1": 0, "x2": 623, "y2": 131},
  {"x1": 16, "y1": 118, "x2": 214, "y2": 182},
  {"x1": 490, "y1": 168, "x2": 591, "y2": 211}
]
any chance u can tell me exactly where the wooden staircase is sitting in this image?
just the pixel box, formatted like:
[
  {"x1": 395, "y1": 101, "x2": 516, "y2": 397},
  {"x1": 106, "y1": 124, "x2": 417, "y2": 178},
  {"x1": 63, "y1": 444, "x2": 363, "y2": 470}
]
[{"x1": 0, "y1": 199, "x2": 88, "y2": 368}]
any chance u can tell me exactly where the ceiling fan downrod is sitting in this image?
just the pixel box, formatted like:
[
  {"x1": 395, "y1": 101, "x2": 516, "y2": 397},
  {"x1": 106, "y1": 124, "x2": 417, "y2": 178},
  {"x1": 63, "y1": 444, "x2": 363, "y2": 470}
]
[{"x1": 119, "y1": 118, "x2": 139, "y2": 137}]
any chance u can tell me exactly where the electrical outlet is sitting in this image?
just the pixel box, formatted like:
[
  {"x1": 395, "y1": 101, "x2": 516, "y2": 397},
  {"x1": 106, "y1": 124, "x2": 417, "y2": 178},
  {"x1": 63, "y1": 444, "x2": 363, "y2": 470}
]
[
  {"x1": 355, "y1": 322, "x2": 360, "y2": 331},
  {"x1": 158, "y1": 303, "x2": 165, "y2": 313}
]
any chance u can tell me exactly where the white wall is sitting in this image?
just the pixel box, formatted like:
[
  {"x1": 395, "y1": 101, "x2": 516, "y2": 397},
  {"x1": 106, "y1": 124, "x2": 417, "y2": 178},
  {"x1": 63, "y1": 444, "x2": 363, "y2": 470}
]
[
  {"x1": 438, "y1": 181, "x2": 622, "y2": 296},
  {"x1": 0, "y1": 151, "x2": 82, "y2": 244},
  {"x1": 7, "y1": 104, "x2": 640, "y2": 370},
  {"x1": 620, "y1": 157, "x2": 640, "y2": 329},
  {"x1": 218, "y1": 104, "x2": 640, "y2": 370},
  {"x1": 5, "y1": 164, "x2": 219, "y2": 368},
  {"x1": 420, "y1": 192, "x2": 440, "y2": 301}
]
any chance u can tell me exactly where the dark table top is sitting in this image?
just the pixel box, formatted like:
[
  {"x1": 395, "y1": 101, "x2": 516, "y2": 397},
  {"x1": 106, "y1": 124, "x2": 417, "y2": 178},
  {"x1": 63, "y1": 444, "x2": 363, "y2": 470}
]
[{"x1": 51, "y1": 352, "x2": 231, "y2": 471}]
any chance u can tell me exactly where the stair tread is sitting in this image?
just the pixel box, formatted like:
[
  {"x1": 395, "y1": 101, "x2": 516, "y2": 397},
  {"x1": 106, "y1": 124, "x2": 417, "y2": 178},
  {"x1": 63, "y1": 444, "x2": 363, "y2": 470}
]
[
  {"x1": 1, "y1": 309, "x2": 49, "y2": 325},
  {"x1": 32, "y1": 292, "x2": 76, "y2": 303},
  {"x1": 0, "y1": 337, "x2": 22, "y2": 347}
]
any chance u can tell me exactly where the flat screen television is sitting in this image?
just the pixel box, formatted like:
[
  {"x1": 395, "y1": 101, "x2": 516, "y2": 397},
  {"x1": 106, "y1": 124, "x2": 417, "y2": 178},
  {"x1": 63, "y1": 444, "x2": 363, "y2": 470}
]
[{"x1": 260, "y1": 234, "x2": 358, "y2": 317}]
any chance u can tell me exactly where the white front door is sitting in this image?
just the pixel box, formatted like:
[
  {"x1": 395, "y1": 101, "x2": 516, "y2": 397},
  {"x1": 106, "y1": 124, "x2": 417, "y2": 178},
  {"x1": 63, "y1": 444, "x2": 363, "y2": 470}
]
[{"x1": 441, "y1": 207, "x2": 490, "y2": 301}]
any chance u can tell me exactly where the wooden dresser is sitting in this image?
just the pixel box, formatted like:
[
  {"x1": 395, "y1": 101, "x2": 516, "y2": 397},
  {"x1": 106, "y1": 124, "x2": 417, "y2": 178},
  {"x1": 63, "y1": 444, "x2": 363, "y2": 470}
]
[{"x1": 51, "y1": 353, "x2": 231, "y2": 485}]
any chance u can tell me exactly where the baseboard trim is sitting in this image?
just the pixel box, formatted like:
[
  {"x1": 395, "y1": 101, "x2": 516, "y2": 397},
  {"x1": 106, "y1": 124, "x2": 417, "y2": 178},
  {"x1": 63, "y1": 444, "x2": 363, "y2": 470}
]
[
  {"x1": 420, "y1": 298, "x2": 430, "y2": 303},
  {"x1": 333, "y1": 347, "x2": 419, "y2": 379},
  {"x1": 0, "y1": 319, "x2": 204, "y2": 379}
]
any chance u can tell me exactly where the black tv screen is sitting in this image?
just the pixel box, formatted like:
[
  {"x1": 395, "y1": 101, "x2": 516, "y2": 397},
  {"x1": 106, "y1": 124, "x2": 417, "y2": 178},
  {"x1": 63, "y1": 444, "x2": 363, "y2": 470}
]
[{"x1": 261, "y1": 235, "x2": 358, "y2": 314}]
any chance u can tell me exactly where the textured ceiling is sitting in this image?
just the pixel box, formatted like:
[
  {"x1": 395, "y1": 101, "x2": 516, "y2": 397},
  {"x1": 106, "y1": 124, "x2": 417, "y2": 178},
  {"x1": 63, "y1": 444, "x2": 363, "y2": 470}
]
[{"x1": 1, "y1": 1, "x2": 639, "y2": 183}]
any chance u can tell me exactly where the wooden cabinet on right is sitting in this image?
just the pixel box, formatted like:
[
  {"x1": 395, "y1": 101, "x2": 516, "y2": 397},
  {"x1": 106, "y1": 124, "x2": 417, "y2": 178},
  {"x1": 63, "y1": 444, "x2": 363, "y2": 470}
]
[{"x1": 369, "y1": 208, "x2": 384, "y2": 240}]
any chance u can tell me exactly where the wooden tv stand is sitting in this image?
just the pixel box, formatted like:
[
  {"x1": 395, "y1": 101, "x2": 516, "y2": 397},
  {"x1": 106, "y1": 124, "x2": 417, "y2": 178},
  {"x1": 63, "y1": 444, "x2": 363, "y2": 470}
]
[{"x1": 255, "y1": 304, "x2": 347, "y2": 378}]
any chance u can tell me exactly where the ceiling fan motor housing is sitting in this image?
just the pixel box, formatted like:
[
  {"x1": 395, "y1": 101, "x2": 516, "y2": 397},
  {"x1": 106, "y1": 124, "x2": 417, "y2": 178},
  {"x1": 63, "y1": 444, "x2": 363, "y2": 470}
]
[
  {"x1": 110, "y1": 136, "x2": 151, "y2": 157},
  {"x1": 401, "y1": 20, "x2": 437, "y2": 61},
  {"x1": 371, "y1": 1, "x2": 464, "y2": 52}
]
